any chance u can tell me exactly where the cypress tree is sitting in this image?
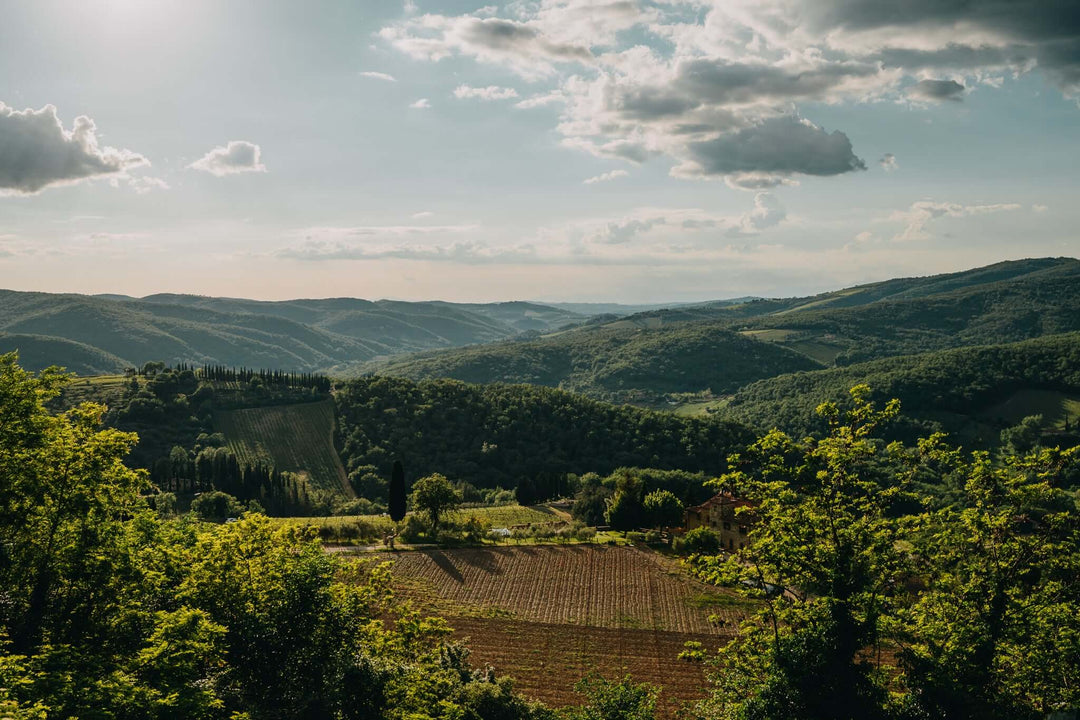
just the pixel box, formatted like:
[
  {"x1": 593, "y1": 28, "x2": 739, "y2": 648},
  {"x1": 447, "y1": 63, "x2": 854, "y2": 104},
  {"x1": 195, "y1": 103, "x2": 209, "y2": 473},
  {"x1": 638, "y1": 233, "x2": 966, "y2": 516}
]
[{"x1": 389, "y1": 460, "x2": 407, "y2": 522}]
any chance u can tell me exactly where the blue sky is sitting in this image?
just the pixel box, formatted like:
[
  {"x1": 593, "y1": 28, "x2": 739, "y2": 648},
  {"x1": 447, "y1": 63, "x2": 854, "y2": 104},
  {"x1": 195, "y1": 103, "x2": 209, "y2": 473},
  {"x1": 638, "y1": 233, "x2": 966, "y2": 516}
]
[{"x1": 0, "y1": 0, "x2": 1077, "y2": 302}]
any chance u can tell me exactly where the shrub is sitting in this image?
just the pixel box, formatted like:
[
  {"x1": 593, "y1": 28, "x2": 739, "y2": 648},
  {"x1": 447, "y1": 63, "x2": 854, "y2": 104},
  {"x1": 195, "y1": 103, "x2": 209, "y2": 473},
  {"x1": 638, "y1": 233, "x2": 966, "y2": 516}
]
[
  {"x1": 190, "y1": 491, "x2": 244, "y2": 521},
  {"x1": 680, "y1": 526, "x2": 721, "y2": 555}
]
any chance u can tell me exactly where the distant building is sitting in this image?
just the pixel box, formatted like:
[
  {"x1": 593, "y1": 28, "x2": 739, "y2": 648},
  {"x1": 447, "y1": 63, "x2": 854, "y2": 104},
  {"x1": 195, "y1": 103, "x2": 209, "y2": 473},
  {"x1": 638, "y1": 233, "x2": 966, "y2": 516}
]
[{"x1": 684, "y1": 492, "x2": 754, "y2": 551}]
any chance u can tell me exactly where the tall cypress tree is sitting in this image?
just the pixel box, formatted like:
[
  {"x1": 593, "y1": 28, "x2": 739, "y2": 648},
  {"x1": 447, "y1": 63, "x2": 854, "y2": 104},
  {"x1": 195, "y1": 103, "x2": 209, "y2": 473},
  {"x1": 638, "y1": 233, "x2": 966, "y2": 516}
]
[{"x1": 389, "y1": 460, "x2": 407, "y2": 522}]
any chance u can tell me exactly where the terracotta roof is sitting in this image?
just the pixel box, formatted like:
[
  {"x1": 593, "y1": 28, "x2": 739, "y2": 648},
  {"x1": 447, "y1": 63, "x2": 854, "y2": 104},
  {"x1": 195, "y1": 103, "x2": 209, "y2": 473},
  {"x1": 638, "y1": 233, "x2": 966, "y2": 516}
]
[{"x1": 686, "y1": 491, "x2": 754, "y2": 513}]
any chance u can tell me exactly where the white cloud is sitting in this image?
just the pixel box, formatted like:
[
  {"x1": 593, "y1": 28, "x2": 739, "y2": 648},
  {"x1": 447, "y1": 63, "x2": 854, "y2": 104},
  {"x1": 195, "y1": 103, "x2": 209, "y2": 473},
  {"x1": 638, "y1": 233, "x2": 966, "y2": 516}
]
[
  {"x1": 189, "y1": 141, "x2": 267, "y2": 177},
  {"x1": 890, "y1": 200, "x2": 1022, "y2": 240},
  {"x1": 410, "y1": 98, "x2": 432, "y2": 109},
  {"x1": 583, "y1": 169, "x2": 629, "y2": 184},
  {"x1": 412, "y1": 210, "x2": 435, "y2": 218},
  {"x1": 454, "y1": 84, "x2": 519, "y2": 100},
  {"x1": 515, "y1": 91, "x2": 566, "y2": 109},
  {"x1": 280, "y1": 238, "x2": 534, "y2": 263},
  {"x1": 360, "y1": 71, "x2": 398, "y2": 82},
  {"x1": 122, "y1": 175, "x2": 170, "y2": 194},
  {"x1": 1032, "y1": 204, "x2": 1049, "y2": 213},
  {"x1": 379, "y1": 13, "x2": 593, "y2": 80},
  {"x1": 907, "y1": 78, "x2": 966, "y2": 102},
  {"x1": 880, "y1": 153, "x2": 898, "y2": 172},
  {"x1": 0, "y1": 102, "x2": 148, "y2": 195},
  {"x1": 735, "y1": 192, "x2": 787, "y2": 235}
]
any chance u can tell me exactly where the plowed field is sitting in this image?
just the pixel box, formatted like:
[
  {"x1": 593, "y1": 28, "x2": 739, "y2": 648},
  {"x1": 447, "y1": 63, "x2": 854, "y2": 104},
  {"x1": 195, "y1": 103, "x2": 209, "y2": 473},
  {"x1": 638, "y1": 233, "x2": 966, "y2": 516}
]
[{"x1": 377, "y1": 545, "x2": 750, "y2": 715}]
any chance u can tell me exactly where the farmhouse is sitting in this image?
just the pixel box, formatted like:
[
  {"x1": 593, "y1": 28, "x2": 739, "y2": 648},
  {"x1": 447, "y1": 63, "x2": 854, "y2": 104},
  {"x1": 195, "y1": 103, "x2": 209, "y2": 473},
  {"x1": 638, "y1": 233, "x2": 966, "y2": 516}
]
[{"x1": 683, "y1": 492, "x2": 754, "y2": 551}]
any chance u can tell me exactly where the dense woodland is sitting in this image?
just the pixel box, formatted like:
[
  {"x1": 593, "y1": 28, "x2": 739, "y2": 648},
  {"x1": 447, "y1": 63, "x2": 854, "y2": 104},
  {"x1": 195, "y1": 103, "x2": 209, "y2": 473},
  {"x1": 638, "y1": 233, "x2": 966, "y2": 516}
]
[
  {"x1": 720, "y1": 332, "x2": 1080, "y2": 447},
  {"x1": 334, "y1": 375, "x2": 754, "y2": 497},
  {"x1": 369, "y1": 322, "x2": 821, "y2": 405}
]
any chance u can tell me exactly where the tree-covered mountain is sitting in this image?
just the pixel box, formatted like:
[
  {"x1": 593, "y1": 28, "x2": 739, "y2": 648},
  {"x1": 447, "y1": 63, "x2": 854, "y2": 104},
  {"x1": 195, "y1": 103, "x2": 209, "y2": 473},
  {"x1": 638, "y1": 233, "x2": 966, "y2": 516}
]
[
  {"x1": 367, "y1": 321, "x2": 822, "y2": 405},
  {"x1": 717, "y1": 332, "x2": 1080, "y2": 448},
  {"x1": 368, "y1": 258, "x2": 1080, "y2": 403},
  {"x1": 738, "y1": 257, "x2": 1080, "y2": 365}
]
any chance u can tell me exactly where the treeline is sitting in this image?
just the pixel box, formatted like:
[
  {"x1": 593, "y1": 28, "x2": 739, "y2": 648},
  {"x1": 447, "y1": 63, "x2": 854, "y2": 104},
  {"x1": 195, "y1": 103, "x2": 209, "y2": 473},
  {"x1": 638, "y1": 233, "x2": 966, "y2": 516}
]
[
  {"x1": 336, "y1": 375, "x2": 754, "y2": 499},
  {"x1": 197, "y1": 363, "x2": 331, "y2": 392},
  {"x1": 151, "y1": 445, "x2": 319, "y2": 516},
  {"x1": 720, "y1": 332, "x2": 1080, "y2": 447}
]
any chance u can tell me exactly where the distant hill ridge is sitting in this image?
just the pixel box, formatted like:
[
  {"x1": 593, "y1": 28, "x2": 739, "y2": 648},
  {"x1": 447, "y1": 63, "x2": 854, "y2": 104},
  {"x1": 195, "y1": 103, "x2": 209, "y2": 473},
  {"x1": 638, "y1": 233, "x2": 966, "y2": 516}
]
[
  {"x1": 2, "y1": 257, "x2": 1077, "y2": 389},
  {"x1": 369, "y1": 257, "x2": 1080, "y2": 403}
]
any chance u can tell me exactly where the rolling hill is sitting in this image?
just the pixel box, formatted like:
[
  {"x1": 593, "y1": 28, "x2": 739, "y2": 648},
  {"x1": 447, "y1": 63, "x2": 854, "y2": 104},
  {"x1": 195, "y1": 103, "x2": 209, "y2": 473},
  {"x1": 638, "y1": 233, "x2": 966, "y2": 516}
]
[
  {"x1": 368, "y1": 321, "x2": 822, "y2": 405},
  {"x1": 715, "y1": 332, "x2": 1080, "y2": 448},
  {"x1": 367, "y1": 258, "x2": 1080, "y2": 404},
  {"x1": 0, "y1": 290, "x2": 599, "y2": 374}
]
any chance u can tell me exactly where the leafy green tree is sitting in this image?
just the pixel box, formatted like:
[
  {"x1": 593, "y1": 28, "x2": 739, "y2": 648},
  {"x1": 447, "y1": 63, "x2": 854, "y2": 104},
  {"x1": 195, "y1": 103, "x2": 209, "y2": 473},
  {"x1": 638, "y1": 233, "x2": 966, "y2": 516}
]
[
  {"x1": 410, "y1": 473, "x2": 461, "y2": 532},
  {"x1": 604, "y1": 470, "x2": 645, "y2": 530},
  {"x1": 563, "y1": 675, "x2": 658, "y2": 720},
  {"x1": 572, "y1": 474, "x2": 610, "y2": 527},
  {"x1": 642, "y1": 489, "x2": 682, "y2": 530},
  {"x1": 389, "y1": 460, "x2": 407, "y2": 521},
  {"x1": 190, "y1": 490, "x2": 244, "y2": 521},
  {"x1": 694, "y1": 386, "x2": 911, "y2": 720},
  {"x1": 899, "y1": 442, "x2": 1080, "y2": 719},
  {"x1": 679, "y1": 527, "x2": 721, "y2": 555},
  {"x1": 516, "y1": 476, "x2": 537, "y2": 506},
  {"x1": 999, "y1": 414, "x2": 1043, "y2": 454}
]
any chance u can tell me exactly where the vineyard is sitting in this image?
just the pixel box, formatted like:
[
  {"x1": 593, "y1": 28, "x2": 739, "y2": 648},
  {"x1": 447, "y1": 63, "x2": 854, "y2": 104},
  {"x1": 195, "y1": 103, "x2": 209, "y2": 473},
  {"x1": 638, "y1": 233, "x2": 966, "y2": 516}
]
[
  {"x1": 376, "y1": 545, "x2": 751, "y2": 714},
  {"x1": 213, "y1": 399, "x2": 350, "y2": 495}
]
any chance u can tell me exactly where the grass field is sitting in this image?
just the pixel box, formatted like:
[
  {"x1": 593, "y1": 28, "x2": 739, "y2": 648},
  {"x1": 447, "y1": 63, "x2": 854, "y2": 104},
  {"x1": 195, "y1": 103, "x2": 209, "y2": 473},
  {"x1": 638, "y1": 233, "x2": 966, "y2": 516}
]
[
  {"x1": 57, "y1": 374, "x2": 132, "y2": 408},
  {"x1": 214, "y1": 399, "x2": 350, "y2": 495},
  {"x1": 373, "y1": 545, "x2": 751, "y2": 715},
  {"x1": 984, "y1": 389, "x2": 1080, "y2": 432},
  {"x1": 271, "y1": 504, "x2": 565, "y2": 543}
]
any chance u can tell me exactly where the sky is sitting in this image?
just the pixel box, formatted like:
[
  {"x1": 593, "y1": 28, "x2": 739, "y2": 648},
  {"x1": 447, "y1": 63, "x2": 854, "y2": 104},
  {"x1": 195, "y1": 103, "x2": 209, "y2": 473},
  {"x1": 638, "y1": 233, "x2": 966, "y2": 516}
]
[{"x1": 0, "y1": 0, "x2": 1077, "y2": 303}]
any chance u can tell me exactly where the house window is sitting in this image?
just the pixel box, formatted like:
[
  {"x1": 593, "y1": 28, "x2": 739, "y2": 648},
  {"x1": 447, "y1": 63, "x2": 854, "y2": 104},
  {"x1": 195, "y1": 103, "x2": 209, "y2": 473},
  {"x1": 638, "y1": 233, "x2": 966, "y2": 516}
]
[
  {"x1": 723, "y1": 521, "x2": 731, "y2": 531},
  {"x1": 738, "y1": 525, "x2": 748, "y2": 535}
]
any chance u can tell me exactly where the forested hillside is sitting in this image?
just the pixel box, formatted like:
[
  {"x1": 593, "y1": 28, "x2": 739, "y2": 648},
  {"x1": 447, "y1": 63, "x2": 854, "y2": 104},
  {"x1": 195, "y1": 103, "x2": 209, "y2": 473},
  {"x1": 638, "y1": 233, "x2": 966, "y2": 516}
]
[
  {"x1": 369, "y1": 258, "x2": 1080, "y2": 402},
  {"x1": 741, "y1": 257, "x2": 1080, "y2": 365},
  {"x1": 719, "y1": 332, "x2": 1080, "y2": 447},
  {"x1": 335, "y1": 375, "x2": 755, "y2": 493},
  {"x1": 369, "y1": 322, "x2": 821, "y2": 405}
]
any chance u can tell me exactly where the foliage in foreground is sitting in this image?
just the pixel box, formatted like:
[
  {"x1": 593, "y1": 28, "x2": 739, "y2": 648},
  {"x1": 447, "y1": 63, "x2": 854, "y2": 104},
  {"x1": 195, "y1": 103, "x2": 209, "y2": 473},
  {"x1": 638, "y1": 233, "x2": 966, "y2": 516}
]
[
  {"x1": 0, "y1": 354, "x2": 566, "y2": 719},
  {"x1": 693, "y1": 385, "x2": 1080, "y2": 720}
]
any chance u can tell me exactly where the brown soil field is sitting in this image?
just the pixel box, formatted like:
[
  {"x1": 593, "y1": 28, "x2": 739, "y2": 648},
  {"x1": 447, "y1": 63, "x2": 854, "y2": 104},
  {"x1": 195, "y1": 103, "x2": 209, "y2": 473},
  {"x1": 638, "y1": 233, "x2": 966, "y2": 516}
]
[{"x1": 375, "y1": 545, "x2": 750, "y2": 715}]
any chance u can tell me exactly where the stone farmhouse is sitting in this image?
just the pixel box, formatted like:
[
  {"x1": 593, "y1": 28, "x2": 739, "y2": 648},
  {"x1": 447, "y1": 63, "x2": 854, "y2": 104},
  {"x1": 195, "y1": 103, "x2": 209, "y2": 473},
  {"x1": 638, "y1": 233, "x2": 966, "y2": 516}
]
[{"x1": 683, "y1": 492, "x2": 754, "y2": 551}]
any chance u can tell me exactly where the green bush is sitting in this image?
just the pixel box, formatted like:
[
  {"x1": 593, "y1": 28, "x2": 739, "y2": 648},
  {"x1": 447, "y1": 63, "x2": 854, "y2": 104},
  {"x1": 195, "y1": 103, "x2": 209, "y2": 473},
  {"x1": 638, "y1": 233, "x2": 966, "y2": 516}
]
[
  {"x1": 679, "y1": 527, "x2": 721, "y2": 555},
  {"x1": 190, "y1": 491, "x2": 244, "y2": 521}
]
